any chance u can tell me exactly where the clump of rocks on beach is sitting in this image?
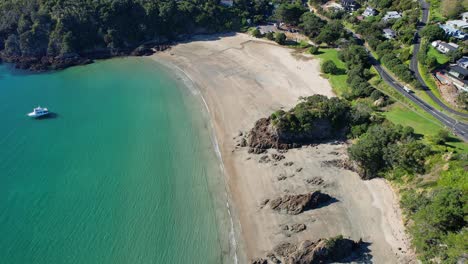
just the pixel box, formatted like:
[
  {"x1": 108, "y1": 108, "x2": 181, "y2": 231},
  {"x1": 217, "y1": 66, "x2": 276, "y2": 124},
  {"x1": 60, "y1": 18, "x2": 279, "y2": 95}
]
[
  {"x1": 268, "y1": 191, "x2": 334, "y2": 215},
  {"x1": 251, "y1": 236, "x2": 364, "y2": 264}
]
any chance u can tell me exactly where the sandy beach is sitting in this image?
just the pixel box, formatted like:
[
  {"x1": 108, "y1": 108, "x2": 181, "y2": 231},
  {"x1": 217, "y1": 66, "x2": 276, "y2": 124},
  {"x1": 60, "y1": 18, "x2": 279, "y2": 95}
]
[{"x1": 152, "y1": 33, "x2": 414, "y2": 263}]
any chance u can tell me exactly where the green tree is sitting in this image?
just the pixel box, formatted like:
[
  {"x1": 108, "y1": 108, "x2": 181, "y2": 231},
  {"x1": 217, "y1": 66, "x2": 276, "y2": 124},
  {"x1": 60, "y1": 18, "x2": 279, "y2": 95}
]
[
  {"x1": 265, "y1": 32, "x2": 274, "y2": 40},
  {"x1": 274, "y1": 3, "x2": 307, "y2": 25},
  {"x1": 456, "y1": 91, "x2": 468, "y2": 110},
  {"x1": 275, "y1": 32, "x2": 286, "y2": 45},
  {"x1": 308, "y1": 45, "x2": 318, "y2": 54},
  {"x1": 299, "y1": 12, "x2": 326, "y2": 38},
  {"x1": 251, "y1": 28, "x2": 261, "y2": 38},
  {"x1": 420, "y1": 24, "x2": 446, "y2": 42},
  {"x1": 432, "y1": 129, "x2": 450, "y2": 145},
  {"x1": 315, "y1": 20, "x2": 343, "y2": 45},
  {"x1": 321, "y1": 60, "x2": 339, "y2": 74}
]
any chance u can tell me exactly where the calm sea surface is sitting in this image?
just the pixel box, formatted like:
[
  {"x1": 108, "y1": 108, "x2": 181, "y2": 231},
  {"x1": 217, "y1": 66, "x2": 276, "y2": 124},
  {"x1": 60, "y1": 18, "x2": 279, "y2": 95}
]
[{"x1": 0, "y1": 58, "x2": 231, "y2": 264}]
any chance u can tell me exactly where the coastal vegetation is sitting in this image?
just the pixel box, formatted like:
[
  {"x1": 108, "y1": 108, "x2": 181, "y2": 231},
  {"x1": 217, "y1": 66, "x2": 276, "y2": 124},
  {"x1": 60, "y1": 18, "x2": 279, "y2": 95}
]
[
  {"x1": 0, "y1": 0, "x2": 274, "y2": 70},
  {"x1": 248, "y1": 27, "x2": 467, "y2": 262}
]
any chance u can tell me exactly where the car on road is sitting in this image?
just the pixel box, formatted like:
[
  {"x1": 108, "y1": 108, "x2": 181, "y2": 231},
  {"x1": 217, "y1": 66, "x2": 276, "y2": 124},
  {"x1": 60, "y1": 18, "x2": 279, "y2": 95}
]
[{"x1": 403, "y1": 86, "x2": 412, "y2": 93}]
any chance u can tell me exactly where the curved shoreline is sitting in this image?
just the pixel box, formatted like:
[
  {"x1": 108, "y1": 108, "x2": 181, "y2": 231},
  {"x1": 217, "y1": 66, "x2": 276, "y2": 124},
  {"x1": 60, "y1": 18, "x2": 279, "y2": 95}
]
[
  {"x1": 155, "y1": 58, "x2": 241, "y2": 263},
  {"x1": 151, "y1": 33, "x2": 414, "y2": 263}
]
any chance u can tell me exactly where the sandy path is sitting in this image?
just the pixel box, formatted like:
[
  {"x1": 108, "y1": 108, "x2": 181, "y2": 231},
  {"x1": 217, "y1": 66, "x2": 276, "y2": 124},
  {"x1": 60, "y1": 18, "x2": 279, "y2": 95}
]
[{"x1": 152, "y1": 33, "x2": 413, "y2": 263}]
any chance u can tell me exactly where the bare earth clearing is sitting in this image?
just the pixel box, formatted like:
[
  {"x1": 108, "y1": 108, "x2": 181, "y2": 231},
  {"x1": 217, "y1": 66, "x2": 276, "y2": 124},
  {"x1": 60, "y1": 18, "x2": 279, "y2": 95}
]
[{"x1": 152, "y1": 33, "x2": 414, "y2": 263}]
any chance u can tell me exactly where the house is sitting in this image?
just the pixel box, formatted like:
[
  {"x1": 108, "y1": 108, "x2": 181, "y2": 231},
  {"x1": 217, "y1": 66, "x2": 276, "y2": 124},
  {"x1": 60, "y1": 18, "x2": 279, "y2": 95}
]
[
  {"x1": 447, "y1": 20, "x2": 468, "y2": 30},
  {"x1": 383, "y1": 28, "x2": 396, "y2": 39},
  {"x1": 341, "y1": 0, "x2": 360, "y2": 11},
  {"x1": 362, "y1": 7, "x2": 377, "y2": 17},
  {"x1": 462, "y1": 12, "x2": 468, "y2": 22},
  {"x1": 448, "y1": 65, "x2": 468, "y2": 91},
  {"x1": 457, "y1": 57, "x2": 468, "y2": 69},
  {"x1": 440, "y1": 24, "x2": 467, "y2": 39},
  {"x1": 220, "y1": 0, "x2": 233, "y2": 7},
  {"x1": 432, "y1": 41, "x2": 459, "y2": 54},
  {"x1": 383, "y1": 11, "x2": 402, "y2": 21}
]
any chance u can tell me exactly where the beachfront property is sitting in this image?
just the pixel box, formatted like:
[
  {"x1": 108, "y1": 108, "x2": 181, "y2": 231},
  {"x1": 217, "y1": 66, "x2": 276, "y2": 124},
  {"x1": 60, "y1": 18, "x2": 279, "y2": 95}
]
[
  {"x1": 431, "y1": 40, "x2": 459, "y2": 54},
  {"x1": 383, "y1": 11, "x2": 402, "y2": 21},
  {"x1": 362, "y1": 7, "x2": 377, "y2": 17},
  {"x1": 341, "y1": 0, "x2": 359, "y2": 11},
  {"x1": 383, "y1": 28, "x2": 396, "y2": 39}
]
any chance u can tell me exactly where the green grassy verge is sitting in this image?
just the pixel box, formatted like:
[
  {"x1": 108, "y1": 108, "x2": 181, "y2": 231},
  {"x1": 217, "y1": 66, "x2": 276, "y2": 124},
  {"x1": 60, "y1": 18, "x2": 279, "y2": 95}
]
[
  {"x1": 314, "y1": 48, "x2": 349, "y2": 96},
  {"x1": 370, "y1": 67, "x2": 468, "y2": 152}
]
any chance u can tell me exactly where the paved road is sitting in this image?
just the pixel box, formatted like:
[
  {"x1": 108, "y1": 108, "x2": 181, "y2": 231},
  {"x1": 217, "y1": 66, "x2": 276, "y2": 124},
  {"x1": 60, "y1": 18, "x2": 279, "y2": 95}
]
[
  {"x1": 372, "y1": 57, "x2": 468, "y2": 141},
  {"x1": 345, "y1": 21, "x2": 468, "y2": 141},
  {"x1": 410, "y1": 0, "x2": 468, "y2": 118}
]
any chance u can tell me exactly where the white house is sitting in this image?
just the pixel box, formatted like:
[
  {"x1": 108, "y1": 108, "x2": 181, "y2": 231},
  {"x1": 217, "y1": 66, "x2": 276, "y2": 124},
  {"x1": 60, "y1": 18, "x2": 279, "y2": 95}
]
[
  {"x1": 463, "y1": 12, "x2": 468, "y2": 22},
  {"x1": 457, "y1": 57, "x2": 468, "y2": 69},
  {"x1": 447, "y1": 20, "x2": 468, "y2": 30},
  {"x1": 220, "y1": 0, "x2": 234, "y2": 7},
  {"x1": 432, "y1": 41, "x2": 459, "y2": 54},
  {"x1": 383, "y1": 28, "x2": 396, "y2": 39},
  {"x1": 383, "y1": 11, "x2": 402, "y2": 21},
  {"x1": 440, "y1": 24, "x2": 467, "y2": 39},
  {"x1": 362, "y1": 7, "x2": 377, "y2": 17}
]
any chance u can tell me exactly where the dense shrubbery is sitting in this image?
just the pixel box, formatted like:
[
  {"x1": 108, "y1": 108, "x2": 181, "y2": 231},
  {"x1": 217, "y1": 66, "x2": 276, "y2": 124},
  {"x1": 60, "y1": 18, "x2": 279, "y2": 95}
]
[
  {"x1": 271, "y1": 95, "x2": 353, "y2": 133},
  {"x1": 321, "y1": 60, "x2": 339, "y2": 74},
  {"x1": 0, "y1": 0, "x2": 272, "y2": 59},
  {"x1": 401, "y1": 185, "x2": 467, "y2": 262},
  {"x1": 339, "y1": 44, "x2": 375, "y2": 99},
  {"x1": 348, "y1": 123, "x2": 431, "y2": 178}
]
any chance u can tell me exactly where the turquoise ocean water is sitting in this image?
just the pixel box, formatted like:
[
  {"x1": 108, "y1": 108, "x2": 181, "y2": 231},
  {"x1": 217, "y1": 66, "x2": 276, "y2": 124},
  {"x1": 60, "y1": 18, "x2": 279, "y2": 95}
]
[{"x1": 0, "y1": 58, "x2": 231, "y2": 264}]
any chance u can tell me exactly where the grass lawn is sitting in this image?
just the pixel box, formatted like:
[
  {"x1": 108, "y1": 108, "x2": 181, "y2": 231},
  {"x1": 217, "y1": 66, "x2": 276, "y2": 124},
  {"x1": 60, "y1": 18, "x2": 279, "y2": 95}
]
[
  {"x1": 385, "y1": 104, "x2": 468, "y2": 153},
  {"x1": 314, "y1": 48, "x2": 349, "y2": 96},
  {"x1": 427, "y1": 46, "x2": 449, "y2": 65},
  {"x1": 370, "y1": 67, "x2": 468, "y2": 152}
]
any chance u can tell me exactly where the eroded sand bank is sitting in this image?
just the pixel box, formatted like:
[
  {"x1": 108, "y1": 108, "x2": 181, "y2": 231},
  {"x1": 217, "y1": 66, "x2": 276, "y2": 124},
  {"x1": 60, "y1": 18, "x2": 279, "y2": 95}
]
[{"x1": 152, "y1": 33, "x2": 414, "y2": 263}]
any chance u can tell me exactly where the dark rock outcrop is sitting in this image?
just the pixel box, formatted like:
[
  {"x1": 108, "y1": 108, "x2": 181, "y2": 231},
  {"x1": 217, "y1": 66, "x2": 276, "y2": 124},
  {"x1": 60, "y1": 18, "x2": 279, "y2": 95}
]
[
  {"x1": 269, "y1": 191, "x2": 333, "y2": 215},
  {"x1": 247, "y1": 117, "x2": 344, "y2": 153},
  {"x1": 0, "y1": 44, "x2": 171, "y2": 72},
  {"x1": 252, "y1": 236, "x2": 364, "y2": 264}
]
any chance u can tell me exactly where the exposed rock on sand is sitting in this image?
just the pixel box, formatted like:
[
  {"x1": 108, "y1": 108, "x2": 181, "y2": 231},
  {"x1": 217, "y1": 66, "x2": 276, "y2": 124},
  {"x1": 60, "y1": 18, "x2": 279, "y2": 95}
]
[
  {"x1": 252, "y1": 236, "x2": 363, "y2": 264},
  {"x1": 153, "y1": 33, "x2": 414, "y2": 263},
  {"x1": 269, "y1": 191, "x2": 333, "y2": 215}
]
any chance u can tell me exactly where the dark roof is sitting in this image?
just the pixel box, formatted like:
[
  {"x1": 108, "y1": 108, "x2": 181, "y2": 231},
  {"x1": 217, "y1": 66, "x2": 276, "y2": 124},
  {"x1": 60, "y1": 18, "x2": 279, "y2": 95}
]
[
  {"x1": 439, "y1": 42, "x2": 458, "y2": 51},
  {"x1": 450, "y1": 65, "x2": 468, "y2": 77}
]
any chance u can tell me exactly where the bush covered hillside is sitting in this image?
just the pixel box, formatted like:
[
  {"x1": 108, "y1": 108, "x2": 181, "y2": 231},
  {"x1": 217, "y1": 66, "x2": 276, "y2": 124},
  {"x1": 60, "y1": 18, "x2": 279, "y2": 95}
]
[{"x1": 0, "y1": 0, "x2": 273, "y2": 68}]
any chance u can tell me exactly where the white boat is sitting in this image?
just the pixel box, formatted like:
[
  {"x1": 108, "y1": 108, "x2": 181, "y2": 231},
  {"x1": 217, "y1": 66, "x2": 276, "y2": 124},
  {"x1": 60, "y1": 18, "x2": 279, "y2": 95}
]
[{"x1": 28, "y1": 106, "x2": 50, "y2": 118}]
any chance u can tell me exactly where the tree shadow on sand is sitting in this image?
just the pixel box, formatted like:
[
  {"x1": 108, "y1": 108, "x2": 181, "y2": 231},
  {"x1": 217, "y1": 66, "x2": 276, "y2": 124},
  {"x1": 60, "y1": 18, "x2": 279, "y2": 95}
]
[{"x1": 341, "y1": 241, "x2": 373, "y2": 263}]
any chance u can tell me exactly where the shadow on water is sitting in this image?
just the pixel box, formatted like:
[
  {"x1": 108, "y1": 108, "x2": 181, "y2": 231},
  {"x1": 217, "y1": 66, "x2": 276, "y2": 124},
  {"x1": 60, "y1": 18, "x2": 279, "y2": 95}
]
[{"x1": 32, "y1": 112, "x2": 59, "y2": 120}]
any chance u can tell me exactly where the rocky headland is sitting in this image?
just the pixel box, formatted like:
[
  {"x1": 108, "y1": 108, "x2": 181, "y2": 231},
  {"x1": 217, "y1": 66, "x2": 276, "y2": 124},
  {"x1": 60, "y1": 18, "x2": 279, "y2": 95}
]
[
  {"x1": 251, "y1": 236, "x2": 366, "y2": 264},
  {"x1": 0, "y1": 44, "x2": 171, "y2": 72}
]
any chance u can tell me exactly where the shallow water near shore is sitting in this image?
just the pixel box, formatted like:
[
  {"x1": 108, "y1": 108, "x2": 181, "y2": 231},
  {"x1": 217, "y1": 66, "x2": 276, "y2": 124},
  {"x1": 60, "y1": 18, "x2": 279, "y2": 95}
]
[{"x1": 0, "y1": 58, "x2": 231, "y2": 264}]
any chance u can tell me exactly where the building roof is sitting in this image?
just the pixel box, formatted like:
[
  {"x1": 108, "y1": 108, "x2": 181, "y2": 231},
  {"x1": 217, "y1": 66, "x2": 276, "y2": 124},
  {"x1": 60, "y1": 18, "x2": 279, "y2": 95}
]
[
  {"x1": 383, "y1": 28, "x2": 396, "y2": 34},
  {"x1": 341, "y1": 0, "x2": 356, "y2": 5},
  {"x1": 438, "y1": 42, "x2": 458, "y2": 51},
  {"x1": 450, "y1": 65, "x2": 468, "y2": 77},
  {"x1": 363, "y1": 7, "x2": 377, "y2": 16},
  {"x1": 383, "y1": 11, "x2": 402, "y2": 20},
  {"x1": 457, "y1": 56, "x2": 468, "y2": 65},
  {"x1": 447, "y1": 20, "x2": 468, "y2": 29}
]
